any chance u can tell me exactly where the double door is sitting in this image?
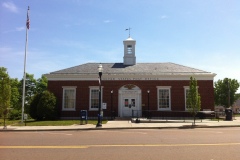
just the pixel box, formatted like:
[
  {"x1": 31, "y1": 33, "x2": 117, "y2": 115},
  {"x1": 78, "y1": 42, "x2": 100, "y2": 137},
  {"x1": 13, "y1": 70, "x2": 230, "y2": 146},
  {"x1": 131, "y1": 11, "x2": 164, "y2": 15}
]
[{"x1": 122, "y1": 98, "x2": 136, "y2": 117}]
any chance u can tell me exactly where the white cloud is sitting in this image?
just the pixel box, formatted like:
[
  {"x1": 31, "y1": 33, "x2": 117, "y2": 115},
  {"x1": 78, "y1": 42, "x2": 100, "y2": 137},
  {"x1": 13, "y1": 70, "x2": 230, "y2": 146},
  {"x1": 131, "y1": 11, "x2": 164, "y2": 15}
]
[
  {"x1": 160, "y1": 15, "x2": 168, "y2": 19},
  {"x1": 103, "y1": 20, "x2": 112, "y2": 23},
  {"x1": 2, "y1": 27, "x2": 25, "y2": 33},
  {"x1": 16, "y1": 27, "x2": 25, "y2": 31},
  {"x1": 2, "y1": 2, "x2": 18, "y2": 13}
]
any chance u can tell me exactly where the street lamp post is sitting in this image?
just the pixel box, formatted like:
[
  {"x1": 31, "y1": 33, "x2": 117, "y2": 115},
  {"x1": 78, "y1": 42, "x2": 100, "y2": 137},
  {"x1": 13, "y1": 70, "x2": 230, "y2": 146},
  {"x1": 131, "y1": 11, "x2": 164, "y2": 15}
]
[
  {"x1": 111, "y1": 90, "x2": 113, "y2": 119},
  {"x1": 96, "y1": 63, "x2": 103, "y2": 127},
  {"x1": 225, "y1": 78, "x2": 230, "y2": 108},
  {"x1": 147, "y1": 90, "x2": 150, "y2": 119},
  {"x1": 227, "y1": 80, "x2": 230, "y2": 108}
]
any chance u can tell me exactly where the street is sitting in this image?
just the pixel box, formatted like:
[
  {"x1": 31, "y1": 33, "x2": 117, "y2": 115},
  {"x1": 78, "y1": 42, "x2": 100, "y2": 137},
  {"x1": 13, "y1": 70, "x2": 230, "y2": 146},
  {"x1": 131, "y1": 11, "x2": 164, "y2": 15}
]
[{"x1": 1, "y1": 128, "x2": 240, "y2": 160}]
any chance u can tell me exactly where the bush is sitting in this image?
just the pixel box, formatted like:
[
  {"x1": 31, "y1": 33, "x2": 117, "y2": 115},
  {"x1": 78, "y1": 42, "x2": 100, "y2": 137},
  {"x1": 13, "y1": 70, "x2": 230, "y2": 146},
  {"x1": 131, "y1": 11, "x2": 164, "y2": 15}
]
[
  {"x1": 29, "y1": 90, "x2": 57, "y2": 120},
  {"x1": 8, "y1": 109, "x2": 21, "y2": 120},
  {"x1": 29, "y1": 93, "x2": 41, "y2": 119}
]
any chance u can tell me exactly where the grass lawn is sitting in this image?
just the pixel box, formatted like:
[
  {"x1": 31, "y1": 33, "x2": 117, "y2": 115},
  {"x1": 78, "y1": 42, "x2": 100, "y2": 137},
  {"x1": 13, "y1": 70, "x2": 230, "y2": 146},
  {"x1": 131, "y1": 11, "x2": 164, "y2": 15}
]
[{"x1": 0, "y1": 119, "x2": 107, "y2": 126}]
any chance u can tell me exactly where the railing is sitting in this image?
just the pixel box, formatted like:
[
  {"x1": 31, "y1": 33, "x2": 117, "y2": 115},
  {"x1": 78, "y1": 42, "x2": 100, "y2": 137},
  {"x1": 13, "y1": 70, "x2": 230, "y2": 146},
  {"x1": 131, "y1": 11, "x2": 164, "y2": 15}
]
[
  {"x1": 55, "y1": 109, "x2": 229, "y2": 121},
  {"x1": 132, "y1": 110, "x2": 216, "y2": 121}
]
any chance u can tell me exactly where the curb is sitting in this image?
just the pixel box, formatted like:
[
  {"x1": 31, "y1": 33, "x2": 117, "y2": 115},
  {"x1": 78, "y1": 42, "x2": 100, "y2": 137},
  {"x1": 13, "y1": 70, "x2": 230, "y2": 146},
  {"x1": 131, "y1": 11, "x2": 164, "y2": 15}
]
[{"x1": 1, "y1": 125, "x2": 240, "y2": 132}]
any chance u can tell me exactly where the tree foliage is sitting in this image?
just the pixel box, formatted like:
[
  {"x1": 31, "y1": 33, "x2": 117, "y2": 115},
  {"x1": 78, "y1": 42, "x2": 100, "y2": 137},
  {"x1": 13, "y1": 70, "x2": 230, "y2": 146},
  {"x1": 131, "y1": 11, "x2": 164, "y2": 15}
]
[
  {"x1": 36, "y1": 75, "x2": 48, "y2": 93},
  {"x1": 0, "y1": 67, "x2": 49, "y2": 119},
  {"x1": 29, "y1": 90, "x2": 57, "y2": 120},
  {"x1": 0, "y1": 67, "x2": 11, "y2": 118},
  {"x1": 19, "y1": 73, "x2": 37, "y2": 106},
  {"x1": 214, "y1": 78, "x2": 240, "y2": 108},
  {"x1": 29, "y1": 93, "x2": 41, "y2": 120},
  {"x1": 186, "y1": 77, "x2": 201, "y2": 125},
  {"x1": 10, "y1": 78, "x2": 20, "y2": 110}
]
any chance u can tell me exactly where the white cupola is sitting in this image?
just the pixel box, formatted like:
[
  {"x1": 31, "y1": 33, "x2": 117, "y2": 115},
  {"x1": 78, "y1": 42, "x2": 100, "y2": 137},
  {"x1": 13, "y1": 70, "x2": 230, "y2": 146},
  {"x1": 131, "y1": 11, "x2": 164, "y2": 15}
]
[{"x1": 123, "y1": 37, "x2": 136, "y2": 65}]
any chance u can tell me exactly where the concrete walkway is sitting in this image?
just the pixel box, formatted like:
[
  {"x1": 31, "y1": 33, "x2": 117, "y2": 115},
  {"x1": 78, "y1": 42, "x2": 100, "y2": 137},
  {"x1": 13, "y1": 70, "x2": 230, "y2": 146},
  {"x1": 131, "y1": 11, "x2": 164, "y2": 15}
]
[{"x1": 1, "y1": 117, "x2": 240, "y2": 132}]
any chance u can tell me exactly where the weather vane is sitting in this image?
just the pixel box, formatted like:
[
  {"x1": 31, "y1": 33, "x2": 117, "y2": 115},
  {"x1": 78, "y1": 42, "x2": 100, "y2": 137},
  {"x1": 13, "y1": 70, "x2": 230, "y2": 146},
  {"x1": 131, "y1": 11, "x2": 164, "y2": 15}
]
[{"x1": 125, "y1": 27, "x2": 132, "y2": 37}]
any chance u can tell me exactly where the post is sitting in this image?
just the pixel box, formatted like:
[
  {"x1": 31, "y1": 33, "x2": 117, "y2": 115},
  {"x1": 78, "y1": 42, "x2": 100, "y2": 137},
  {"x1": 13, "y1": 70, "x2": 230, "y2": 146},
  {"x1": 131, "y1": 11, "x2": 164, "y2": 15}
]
[
  {"x1": 96, "y1": 64, "x2": 103, "y2": 127},
  {"x1": 228, "y1": 80, "x2": 230, "y2": 108},
  {"x1": 21, "y1": 6, "x2": 30, "y2": 123},
  {"x1": 147, "y1": 90, "x2": 150, "y2": 119},
  {"x1": 111, "y1": 90, "x2": 113, "y2": 119},
  {"x1": 3, "y1": 110, "x2": 7, "y2": 129}
]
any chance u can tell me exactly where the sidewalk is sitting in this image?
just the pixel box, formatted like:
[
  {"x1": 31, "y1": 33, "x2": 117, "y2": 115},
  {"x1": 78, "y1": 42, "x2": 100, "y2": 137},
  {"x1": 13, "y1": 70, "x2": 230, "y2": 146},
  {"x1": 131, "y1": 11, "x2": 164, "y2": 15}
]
[{"x1": 1, "y1": 117, "x2": 240, "y2": 132}]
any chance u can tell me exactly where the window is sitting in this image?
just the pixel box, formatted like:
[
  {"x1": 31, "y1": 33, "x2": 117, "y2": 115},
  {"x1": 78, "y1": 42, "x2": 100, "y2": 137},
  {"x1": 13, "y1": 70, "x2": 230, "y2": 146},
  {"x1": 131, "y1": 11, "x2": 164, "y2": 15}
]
[
  {"x1": 127, "y1": 45, "x2": 132, "y2": 54},
  {"x1": 62, "y1": 87, "x2": 77, "y2": 111},
  {"x1": 184, "y1": 87, "x2": 189, "y2": 110},
  {"x1": 184, "y1": 86, "x2": 199, "y2": 110},
  {"x1": 124, "y1": 99, "x2": 135, "y2": 108},
  {"x1": 124, "y1": 99, "x2": 129, "y2": 107},
  {"x1": 89, "y1": 86, "x2": 103, "y2": 110},
  {"x1": 157, "y1": 86, "x2": 171, "y2": 110}
]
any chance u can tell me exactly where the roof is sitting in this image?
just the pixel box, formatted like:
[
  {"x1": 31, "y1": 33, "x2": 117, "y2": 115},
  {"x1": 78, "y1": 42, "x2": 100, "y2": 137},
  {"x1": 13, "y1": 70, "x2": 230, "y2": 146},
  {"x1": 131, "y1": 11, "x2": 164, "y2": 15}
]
[{"x1": 48, "y1": 62, "x2": 215, "y2": 76}]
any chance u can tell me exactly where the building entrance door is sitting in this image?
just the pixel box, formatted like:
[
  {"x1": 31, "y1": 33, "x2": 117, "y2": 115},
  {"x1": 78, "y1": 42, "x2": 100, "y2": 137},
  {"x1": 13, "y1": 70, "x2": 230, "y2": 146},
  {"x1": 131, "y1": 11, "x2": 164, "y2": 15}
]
[
  {"x1": 118, "y1": 84, "x2": 142, "y2": 117},
  {"x1": 122, "y1": 98, "x2": 136, "y2": 117}
]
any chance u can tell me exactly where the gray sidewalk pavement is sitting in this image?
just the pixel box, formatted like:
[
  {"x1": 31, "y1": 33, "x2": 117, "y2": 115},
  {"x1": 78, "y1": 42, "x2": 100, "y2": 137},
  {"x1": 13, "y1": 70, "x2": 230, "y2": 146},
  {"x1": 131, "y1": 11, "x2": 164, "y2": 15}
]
[{"x1": 1, "y1": 117, "x2": 240, "y2": 132}]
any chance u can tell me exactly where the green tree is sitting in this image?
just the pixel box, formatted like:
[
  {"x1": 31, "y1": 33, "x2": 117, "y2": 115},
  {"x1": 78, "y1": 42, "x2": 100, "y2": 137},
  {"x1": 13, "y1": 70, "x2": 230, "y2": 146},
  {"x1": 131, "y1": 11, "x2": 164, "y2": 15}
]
[
  {"x1": 0, "y1": 67, "x2": 11, "y2": 127},
  {"x1": 10, "y1": 78, "x2": 20, "y2": 109},
  {"x1": 29, "y1": 93, "x2": 41, "y2": 120},
  {"x1": 214, "y1": 78, "x2": 240, "y2": 108},
  {"x1": 18, "y1": 73, "x2": 37, "y2": 113},
  {"x1": 36, "y1": 75, "x2": 48, "y2": 93},
  {"x1": 236, "y1": 93, "x2": 240, "y2": 100},
  {"x1": 29, "y1": 90, "x2": 57, "y2": 120},
  {"x1": 8, "y1": 78, "x2": 21, "y2": 120},
  {"x1": 186, "y1": 77, "x2": 201, "y2": 125}
]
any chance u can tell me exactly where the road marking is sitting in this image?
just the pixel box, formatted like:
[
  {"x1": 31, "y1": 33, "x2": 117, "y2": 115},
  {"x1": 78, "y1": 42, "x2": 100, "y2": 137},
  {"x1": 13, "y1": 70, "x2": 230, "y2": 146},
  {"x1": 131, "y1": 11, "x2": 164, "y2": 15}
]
[
  {"x1": 17, "y1": 132, "x2": 73, "y2": 136},
  {"x1": 0, "y1": 146, "x2": 88, "y2": 149},
  {"x1": 46, "y1": 132, "x2": 72, "y2": 136},
  {"x1": 1, "y1": 143, "x2": 240, "y2": 149}
]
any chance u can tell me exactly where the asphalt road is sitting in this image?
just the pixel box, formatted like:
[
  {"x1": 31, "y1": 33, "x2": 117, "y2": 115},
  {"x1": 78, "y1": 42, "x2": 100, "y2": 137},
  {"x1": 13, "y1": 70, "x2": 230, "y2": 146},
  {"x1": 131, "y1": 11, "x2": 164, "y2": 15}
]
[{"x1": 1, "y1": 128, "x2": 240, "y2": 160}]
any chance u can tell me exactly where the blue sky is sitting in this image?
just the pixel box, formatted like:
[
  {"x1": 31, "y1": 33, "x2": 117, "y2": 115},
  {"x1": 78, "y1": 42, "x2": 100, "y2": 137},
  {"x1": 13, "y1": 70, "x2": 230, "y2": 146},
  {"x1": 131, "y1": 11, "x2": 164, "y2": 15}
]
[{"x1": 1, "y1": 0, "x2": 240, "y2": 92}]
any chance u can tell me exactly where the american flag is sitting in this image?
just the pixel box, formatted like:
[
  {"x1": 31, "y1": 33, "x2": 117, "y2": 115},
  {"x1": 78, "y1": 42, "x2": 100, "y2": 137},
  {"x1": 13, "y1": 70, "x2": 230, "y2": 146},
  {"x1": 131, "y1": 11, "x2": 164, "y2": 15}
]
[{"x1": 26, "y1": 7, "x2": 30, "y2": 29}]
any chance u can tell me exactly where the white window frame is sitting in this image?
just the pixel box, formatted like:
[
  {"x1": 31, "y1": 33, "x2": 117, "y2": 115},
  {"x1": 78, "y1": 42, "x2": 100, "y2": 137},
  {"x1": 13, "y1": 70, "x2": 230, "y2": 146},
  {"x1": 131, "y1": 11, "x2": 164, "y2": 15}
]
[
  {"x1": 62, "y1": 86, "x2": 77, "y2": 111},
  {"x1": 184, "y1": 86, "x2": 189, "y2": 111},
  {"x1": 157, "y1": 86, "x2": 171, "y2": 111},
  {"x1": 89, "y1": 86, "x2": 103, "y2": 111},
  {"x1": 184, "y1": 86, "x2": 199, "y2": 111},
  {"x1": 127, "y1": 45, "x2": 133, "y2": 54}
]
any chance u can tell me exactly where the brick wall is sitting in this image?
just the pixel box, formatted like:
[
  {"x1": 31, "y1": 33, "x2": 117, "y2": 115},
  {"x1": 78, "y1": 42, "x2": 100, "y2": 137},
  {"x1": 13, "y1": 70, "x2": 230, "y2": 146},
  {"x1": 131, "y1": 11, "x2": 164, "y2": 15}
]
[{"x1": 47, "y1": 80, "x2": 214, "y2": 118}]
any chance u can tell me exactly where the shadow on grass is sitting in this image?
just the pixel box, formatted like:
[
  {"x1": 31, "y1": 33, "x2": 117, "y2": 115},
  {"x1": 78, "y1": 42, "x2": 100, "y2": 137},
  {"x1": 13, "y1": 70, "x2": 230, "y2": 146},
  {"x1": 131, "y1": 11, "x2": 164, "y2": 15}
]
[{"x1": 7, "y1": 119, "x2": 108, "y2": 126}]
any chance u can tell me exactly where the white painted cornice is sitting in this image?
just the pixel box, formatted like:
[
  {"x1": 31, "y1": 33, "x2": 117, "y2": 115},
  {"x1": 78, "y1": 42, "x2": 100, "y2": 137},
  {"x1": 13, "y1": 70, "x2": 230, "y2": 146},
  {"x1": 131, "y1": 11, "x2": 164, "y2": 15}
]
[{"x1": 45, "y1": 72, "x2": 216, "y2": 81}]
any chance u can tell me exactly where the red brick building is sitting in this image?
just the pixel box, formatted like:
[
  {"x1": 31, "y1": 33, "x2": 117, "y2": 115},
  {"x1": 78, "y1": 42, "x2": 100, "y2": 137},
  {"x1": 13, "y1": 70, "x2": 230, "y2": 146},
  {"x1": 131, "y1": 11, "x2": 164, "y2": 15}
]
[{"x1": 45, "y1": 37, "x2": 216, "y2": 119}]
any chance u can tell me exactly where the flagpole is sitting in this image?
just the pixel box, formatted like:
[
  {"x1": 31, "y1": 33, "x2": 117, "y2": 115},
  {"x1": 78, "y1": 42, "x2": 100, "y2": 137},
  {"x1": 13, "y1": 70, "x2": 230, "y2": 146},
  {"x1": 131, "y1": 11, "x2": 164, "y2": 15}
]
[{"x1": 21, "y1": 6, "x2": 30, "y2": 123}]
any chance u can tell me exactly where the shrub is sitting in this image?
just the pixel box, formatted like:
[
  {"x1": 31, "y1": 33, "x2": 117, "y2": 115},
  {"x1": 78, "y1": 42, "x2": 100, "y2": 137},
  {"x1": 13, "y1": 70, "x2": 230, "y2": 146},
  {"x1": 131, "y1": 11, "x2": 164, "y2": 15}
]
[
  {"x1": 29, "y1": 93, "x2": 41, "y2": 119},
  {"x1": 29, "y1": 91, "x2": 57, "y2": 120},
  {"x1": 8, "y1": 109, "x2": 21, "y2": 120}
]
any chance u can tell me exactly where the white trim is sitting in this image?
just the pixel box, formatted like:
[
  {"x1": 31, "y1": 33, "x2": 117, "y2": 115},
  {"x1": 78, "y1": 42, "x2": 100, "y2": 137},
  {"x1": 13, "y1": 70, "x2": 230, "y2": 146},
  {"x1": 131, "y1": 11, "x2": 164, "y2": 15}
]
[
  {"x1": 184, "y1": 86, "x2": 199, "y2": 110},
  {"x1": 184, "y1": 86, "x2": 199, "y2": 89},
  {"x1": 118, "y1": 85, "x2": 142, "y2": 117},
  {"x1": 183, "y1": 86, "x2": 189, "y2": 89},
  {"x1": 184, "y1": 87, "x2": 189, "y2": 111},
  {"x1": 46, "y1": 73, "x2": 216, "y2": 81},
  {"x1": 157, "y1": 86, "x2": 172, "y2": 89},
  {"x1": 157, "y1": 86, "x2": 171, "y2": 111},
  {"x1": 89, "y1": 86, "x2": 103, "y2": 111},
  {"x1": 62, "y1": 86, "x2": 77, "y2": 89},
  {"x1": 62, "y1": 87, "x2": 77, "y2": 111}
]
